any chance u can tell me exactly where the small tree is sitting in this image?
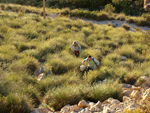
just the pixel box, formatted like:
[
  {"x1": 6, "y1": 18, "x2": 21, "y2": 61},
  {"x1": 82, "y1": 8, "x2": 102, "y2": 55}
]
[{"x1": 104, "y1": 4, "x2": 115, "y2": 14}]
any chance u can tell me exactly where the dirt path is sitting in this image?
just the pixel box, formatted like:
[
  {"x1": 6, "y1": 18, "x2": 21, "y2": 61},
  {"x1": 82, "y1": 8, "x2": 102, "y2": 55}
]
[
  {"x1": 5, "y1": 9, "x2": 150, "y2": 32},
  {"x1": 72, "y1": 17, "x2": 150, "y2": 32},
  {"x1": 47, "y1": 14, "x2": 149, "y2": 32}
]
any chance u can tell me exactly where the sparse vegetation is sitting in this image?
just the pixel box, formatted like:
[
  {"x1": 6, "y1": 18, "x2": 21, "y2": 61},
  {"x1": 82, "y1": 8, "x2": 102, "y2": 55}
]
[
  {"x1": 121, "y1": 24, "x2": 131, "y2": 30},
  {"x1": 0, "y1": 3, "x2": 150, "y2": 113}
]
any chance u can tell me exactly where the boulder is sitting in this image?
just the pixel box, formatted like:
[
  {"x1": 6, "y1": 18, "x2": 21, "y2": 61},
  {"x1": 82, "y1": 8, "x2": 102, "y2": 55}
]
[
  {"x1": 107, "y1": 98, "x2": 120, "y2": 105},
  {"x1": 122, "y1": 84, "x2": 132, "y2": 88},
  {"x1": 135, "y1": 76, "x2": 150, "y2": 87},
  {"x1": 122, "y1": 90, "x2": 133, "y2": 97},
  {"x1": 79, "y1": 108, "x2": 90, "y2": 113},
  {"x1": 123, "y1": 96, "x2": 131, "y2": 102},
  {"x1": 130, "y1": 90, "x2": 141, "y2": 99},
  {"x1": 88, "y1": 102, "x2": 95, "y2": 108},
  {"x1": 140, "y1": 88, "x2": 150, "y2": 104},
  {"x1": 78, "y1": 100, "x2": 89, "y2": 108},
  {"x1": 70, "y1": 105, "x2": 80, "y2": 112},
  {"x1": 124, "y1": 104, "x2": 141, "y2": 112},
  {"x1": 61, "y1": 104, "x2": 70, "y2": 112},
  {"x1": 89, "y1": 101, "x2": 103, "y2": 112},
  {"x1": 119, "y1": 56, "x2": 128, "y2": 60},
  {"x1": 103, "y1": 106, "x2": 115, "y2": 113},
  {"x1": 132, "y1": 86, "x2": 141, "y2": 90},
  {"x1": 144, "y1": 0, "x2": 150, "y2": 11}
]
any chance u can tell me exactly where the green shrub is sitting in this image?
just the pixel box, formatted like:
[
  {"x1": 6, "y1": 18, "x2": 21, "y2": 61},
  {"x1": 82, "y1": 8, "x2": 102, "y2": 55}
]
[
  {"x1": 21, "y1": 85, "x2": 41, "y2": 107},
  {"x1": 104, "y1": 4, "x2": 115, "y2": 13},
  {"x1": 121, "y1": 24, "x2": 130, "y2": 30},
  {"x1": 145, "y1": 53, "x2": 150, "y2": 61},
  {"x1": 10, "y1": 56, "x2": 40, "y2": 74},
  {"x1": 135, "y1": 28, "x2": 142, "y2": 32},
  {"x1": 9, "y1": 21, "x2": 21, "y2": 29},
  {"x1": 136, "y1": 19, "x2": 149, "y2": 26},
  {"x1": 44, "y1": 84, "x2": 88, "y2": 111},
  {"x1": 0, "y1": 25, "x2": 8, "y2": 33},
  {"x1": 34, "y1": 37, "x2": 67, "y2": 61},
  {"x1": 0, "y1": 93, "x2": 33, "y2": 113},
  {"x1": 97, "y1": 12, "x2": 109, "y2": 21},
  {"x1": 14, "y1": 43, "x2": 36, "y2": 52},
  {"x1": 116, "y1": 14, "x2": 125, "y2": 21},
  {"x1": 72, "y1": 19, "x2": 84, "y2": 29},
  {"x1": 0, "y1": 45, "x2": 19, "y2": 62},
  {"x1": 117, "y1": 45, "x2": 145, "y2": 62},
  {"x1": 86, "y1": 34, "x2": 97, "y2": 47},
  {"x1": 127, "y1": 17, "x2": 135, "y2": 23},
  {"x1": 88, "y1": 79, "x2": 122, "y2": 102},
  {"x1": 47, "y1": 51, "x2": 81, "y2": 75},
  {"x1": 81, "y1": 27, "x2": 93, "y2": 36},
  {"x1": 83, "y1": 70, "x2": 104, "y2": 84},
  {"x1": 27, "y1": 31, "x2": 39, "y2": 39},
  {"x1": 80, "y1": 49, "x2": 103, "y2": 62},
  {"x1": 0, "y1": 4, "x2": 5, "y2": 10},
  {"x1": 60, "y1": 8, "x2": 70, "y2": 15}
]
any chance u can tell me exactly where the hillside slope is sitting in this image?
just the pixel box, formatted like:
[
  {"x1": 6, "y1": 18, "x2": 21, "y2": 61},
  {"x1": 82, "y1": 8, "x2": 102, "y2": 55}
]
[{"x1": 0, "y1": 5, "x2": 150, "y2": 112}]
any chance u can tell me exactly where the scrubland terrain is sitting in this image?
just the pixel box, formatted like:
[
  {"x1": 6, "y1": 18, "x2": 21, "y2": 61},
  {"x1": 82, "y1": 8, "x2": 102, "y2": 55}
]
[{"x1": 0, "y1": 3, "x2": 150, "y2": 113}]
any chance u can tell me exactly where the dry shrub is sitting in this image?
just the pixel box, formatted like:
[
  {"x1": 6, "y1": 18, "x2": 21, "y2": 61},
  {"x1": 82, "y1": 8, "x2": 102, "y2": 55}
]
[{"x1": 121, "y1": 24, "x2": 130, "y2": 30}]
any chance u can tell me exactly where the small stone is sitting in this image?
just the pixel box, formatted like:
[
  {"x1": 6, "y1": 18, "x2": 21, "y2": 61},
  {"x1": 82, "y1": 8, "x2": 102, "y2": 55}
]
[
  {"x1": 79, "y1": 108, "x2": 90, "y2": 113},
  {"x1": 107, "y1": 98, "x2": 120, "y2": 105},
  {"x1": 122, "y1": 90, "x2": 133, "y2": 97},
  {"x1": 78, "y1": 100, "x2": 89, "y2": 108},
  {"x1": 88, "y1": 102, "x2": 95, "y2": 108},
  {"x1": 130, "y1": 90, "x2": 141, "y2": 99},
  {"x1": 37, "y1": 73, "x2": 45, "y2": 81},
  {"x1": 103, "y1": 106, "x2": 115, "y2": 113},
  {"x1": 141, "y1": 88, "x2": 150, "y2": 104},
  {"x1": 123, "y1": 96, "x2": 131, "y2": 102},
  {"x1": 61, "y1": 105, "x2": 70, "y2": 112},
  {"x1": 122, "y1": 84, "x2": 132, "y2": 88},
  {"x1": 70, "y1": 105, "x2": 80, "y2": 112},
  {"x1": 89, "y1": 101, "x2": 103, "y2": 112}
]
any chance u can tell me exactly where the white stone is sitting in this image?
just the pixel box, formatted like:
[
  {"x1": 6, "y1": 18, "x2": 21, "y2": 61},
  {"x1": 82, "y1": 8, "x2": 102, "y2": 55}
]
[
  {"x1": 88, "y1": 102, "x2": 95, "y2": 108},
  {"x1": 37, "y1": 73, "x2": 45, "y2": 81},
  {"x1": 122, "y1": 90, "x2": 132, "y2": 97},
  {"x1": 79, "y1": 108, "x2": 90, "y2": 113},
  {"x1": 107, "y1": 98, "x2": 120, "y2": 105},
  {"x1": 89, "y1": 101, "x2": 103, "y2": 112},
  {"x1": 103, "y1": 106, "x2": 115, "y2": 113},
  {"x1": 70, "y1": 105, "x2": 80, "y2": 112},
  {"x1": 78, "y1": 100, "x2": 89, "y2": 108},
  {"x1": 61, "y1": 105, "x2": 70, "y2": 112},
  {"x1": 123, "y1": 96, "x2": 131, "y2": 102},
  {"x1": 130, "y1": 90, "x2": 141, "y2": 99},
  {"x1": 135, "y1": 76, "x2": 150, "y2": 87}
]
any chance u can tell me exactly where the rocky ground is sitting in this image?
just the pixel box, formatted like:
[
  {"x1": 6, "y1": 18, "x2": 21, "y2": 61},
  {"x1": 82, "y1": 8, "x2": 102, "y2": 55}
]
[{"x1": 31, "y1": 76, "x2": 150, "y2": 113}]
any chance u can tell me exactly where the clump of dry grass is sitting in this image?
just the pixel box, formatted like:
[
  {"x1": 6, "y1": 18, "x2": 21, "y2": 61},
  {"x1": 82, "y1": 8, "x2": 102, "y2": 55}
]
[{"x1": 121, "y1": 24, "x2": 130, "y2": 30}]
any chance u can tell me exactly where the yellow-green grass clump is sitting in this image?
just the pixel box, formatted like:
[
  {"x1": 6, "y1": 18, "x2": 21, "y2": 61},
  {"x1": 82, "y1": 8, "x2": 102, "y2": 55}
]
[{"x1": 0, "y1": 8, "x2": 150, "y2": 112}]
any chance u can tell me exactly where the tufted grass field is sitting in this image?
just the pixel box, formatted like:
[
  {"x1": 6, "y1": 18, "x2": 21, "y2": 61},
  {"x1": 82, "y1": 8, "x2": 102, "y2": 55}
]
[{"x1": 0, "y1": 4, "x2": 150, "y2": 113}]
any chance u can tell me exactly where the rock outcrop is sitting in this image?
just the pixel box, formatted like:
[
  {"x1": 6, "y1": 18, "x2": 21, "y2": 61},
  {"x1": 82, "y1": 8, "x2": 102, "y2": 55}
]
[
  {"x1": 31, "y1": 83, "x2": 150, "y2": 113},
  {"x1": 59, "y1": 86, "x2": 150, "y2": 113},
  {"x1": 144, "y1": 0, "x2": 150, "y2": 12}
]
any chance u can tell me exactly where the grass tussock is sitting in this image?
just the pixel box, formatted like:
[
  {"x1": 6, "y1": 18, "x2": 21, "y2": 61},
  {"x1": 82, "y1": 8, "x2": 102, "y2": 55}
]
[
  {"x1": 44, "y1": 79, "x2": 122, "y2": 110},
  {"x1": 0, "y1": 7, "x2": 149, "y2": 112},
  {"x1": 121, "y1": 24, "x2": 130, "y2": 30}
]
